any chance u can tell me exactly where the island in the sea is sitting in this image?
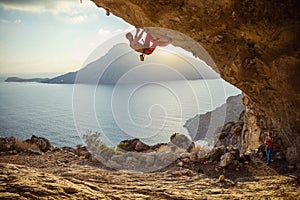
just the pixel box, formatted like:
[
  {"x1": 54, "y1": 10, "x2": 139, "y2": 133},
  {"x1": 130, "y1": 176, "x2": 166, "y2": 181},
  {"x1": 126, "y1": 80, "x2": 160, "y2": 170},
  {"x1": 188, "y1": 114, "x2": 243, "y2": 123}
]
[
  {"x1": 5, "y1": 43, "x2": 219, "y2": 85},
  {"x1": 5, "y1": 77, "x2": 50, "y2": 83}
]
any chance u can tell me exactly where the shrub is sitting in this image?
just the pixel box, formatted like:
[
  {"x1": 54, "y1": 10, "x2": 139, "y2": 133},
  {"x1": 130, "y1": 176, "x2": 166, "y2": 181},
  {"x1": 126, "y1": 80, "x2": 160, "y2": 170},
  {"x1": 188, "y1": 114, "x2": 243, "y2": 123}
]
[
  {"x1": 117, "y1": 141, "x2": 129, "y2": 151},
  {"x1": 83, "y1": 132, "x2": 123, "y2": 161},
  {"x1": 76, "y1": 144, "x2": 83, "y2": 149},
  {"x1": 83, "y1": 131, "x2": 102, "y2": 147},
  {"x1": 14, "y1": 139, "x2": 40, "y2": 152}
]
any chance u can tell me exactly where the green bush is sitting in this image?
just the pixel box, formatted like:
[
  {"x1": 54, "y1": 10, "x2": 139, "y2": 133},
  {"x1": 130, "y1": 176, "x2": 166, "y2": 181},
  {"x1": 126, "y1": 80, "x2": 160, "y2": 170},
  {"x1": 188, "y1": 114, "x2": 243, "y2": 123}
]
[
  {"x1": 76, "y1": 144, "x2": 82, "y2": 149},
  {"x1": 117, "y1": 141, "x2": 129, "y2": 151}
]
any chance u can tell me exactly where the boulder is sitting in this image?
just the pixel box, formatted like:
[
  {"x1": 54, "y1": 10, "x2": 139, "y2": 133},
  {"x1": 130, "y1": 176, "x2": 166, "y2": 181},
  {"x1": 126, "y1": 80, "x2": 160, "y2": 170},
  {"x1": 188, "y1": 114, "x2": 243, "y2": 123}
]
[
  {"x1": 207, "y1": 145, "x2": 226, "y2": 162},
  {"x1": 0, "y1": 136, "x2": 16, "y2": 152},
  {"x1": 227, "y1": 146, "x2": 240, "y2": 160},
  {"x1": 150, "y1": 143, "x2": 168, "y2": 151},
  {"x1": 117, "y1": 138, "x2": 150, "y2": 152},
  {"x1": 170, "y1": 133, "x2": 194, "y2": 152},
  {"x1": 180, "y1": 169, "x2": 196, "y2": 177},
  {"x1": 179, "y1": 153, "x2": 190, "y2": 159},
  {"x1": 25, "y1": 135, "x2": 52, "y2": 152},
  {"x1": 117, "y1": 139, "x2": 138, "y2": 152},
  {"x1": 219, "y1": 153, "x2": 234, "y2": 167},
  {"x1": 135, "y1": 140, "x2": 150, "y2": 152},
  {"x1": 177, "y1": 161, "x2": 183, "y2": 167},
  {"x1": 218, "y1": 175, "x2": 226, "y2": 182},
  {"x1": 196, "y1": 149, "x2": 210, "y2": 162}
]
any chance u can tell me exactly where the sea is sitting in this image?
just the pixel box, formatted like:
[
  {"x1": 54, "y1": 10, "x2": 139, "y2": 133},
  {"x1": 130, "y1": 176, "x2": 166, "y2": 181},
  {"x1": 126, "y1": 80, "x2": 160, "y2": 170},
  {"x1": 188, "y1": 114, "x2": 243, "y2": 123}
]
[{"x1": 0, "y1": 74, "x2": 241, "y2": 147}]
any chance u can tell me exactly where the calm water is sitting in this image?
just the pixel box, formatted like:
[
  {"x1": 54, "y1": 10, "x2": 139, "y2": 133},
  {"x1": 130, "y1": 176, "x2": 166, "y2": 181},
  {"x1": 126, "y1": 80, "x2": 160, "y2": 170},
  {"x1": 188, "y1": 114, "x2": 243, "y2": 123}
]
[{"x1": 0, "y1": 75, "x2": 240, "y2": 147}]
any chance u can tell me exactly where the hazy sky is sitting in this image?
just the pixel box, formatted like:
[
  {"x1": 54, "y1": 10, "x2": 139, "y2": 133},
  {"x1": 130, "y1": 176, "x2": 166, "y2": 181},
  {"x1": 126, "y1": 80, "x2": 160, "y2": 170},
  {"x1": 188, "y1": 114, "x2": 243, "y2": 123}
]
[{"x1": 0, "y1": 0, "x2": 130, "y2": 74}]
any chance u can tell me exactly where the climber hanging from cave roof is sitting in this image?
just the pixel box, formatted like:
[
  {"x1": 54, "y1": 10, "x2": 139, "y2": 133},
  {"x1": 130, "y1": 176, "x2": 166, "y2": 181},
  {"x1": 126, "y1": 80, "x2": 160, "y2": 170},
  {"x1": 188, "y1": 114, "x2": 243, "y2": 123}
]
[{"x1": 125, "y1": 28, "x2": 172, "y2": 61}]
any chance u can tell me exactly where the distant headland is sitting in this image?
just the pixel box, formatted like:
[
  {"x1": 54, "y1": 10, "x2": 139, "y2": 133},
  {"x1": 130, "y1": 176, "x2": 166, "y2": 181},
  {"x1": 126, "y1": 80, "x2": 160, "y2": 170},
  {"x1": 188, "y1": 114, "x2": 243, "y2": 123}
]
[{"x1": 5, "y1": 77, "x2": 50, "y2": 83}]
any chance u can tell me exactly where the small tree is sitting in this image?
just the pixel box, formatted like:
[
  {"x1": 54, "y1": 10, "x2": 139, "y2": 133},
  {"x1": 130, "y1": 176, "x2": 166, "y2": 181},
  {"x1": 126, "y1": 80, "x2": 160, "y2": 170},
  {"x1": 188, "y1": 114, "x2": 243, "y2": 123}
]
[{"x1": 83, "y1": 131, "x2": 103, "y2": 148}]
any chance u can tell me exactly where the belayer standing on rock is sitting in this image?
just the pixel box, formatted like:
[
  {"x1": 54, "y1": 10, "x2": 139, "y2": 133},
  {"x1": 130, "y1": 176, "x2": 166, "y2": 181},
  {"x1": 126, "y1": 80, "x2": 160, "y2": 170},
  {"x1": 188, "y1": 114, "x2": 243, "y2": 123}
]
[{"x1": 265, "y1": 132, "x2": 273, "y2": 165}]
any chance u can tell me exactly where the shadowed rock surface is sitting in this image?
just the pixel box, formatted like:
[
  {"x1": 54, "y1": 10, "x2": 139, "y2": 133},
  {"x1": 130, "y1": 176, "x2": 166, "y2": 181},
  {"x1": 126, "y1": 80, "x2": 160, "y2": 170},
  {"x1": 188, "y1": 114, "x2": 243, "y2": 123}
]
[
  {"x1": 91, "y1": 0, "x2": 300, "y2": 164},
  {"x1": 184, "y1": 94, "x2": 243, "y2": 142}
]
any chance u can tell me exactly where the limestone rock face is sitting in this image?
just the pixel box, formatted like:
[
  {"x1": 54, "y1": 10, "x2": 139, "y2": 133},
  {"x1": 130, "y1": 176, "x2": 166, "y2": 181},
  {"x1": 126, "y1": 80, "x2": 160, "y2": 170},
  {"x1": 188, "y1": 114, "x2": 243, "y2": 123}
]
[
  {"x1": 92, "y1": 0, "x2": 300, "y2": 163},
  {"x1": 184, "y1": 94, "x2": 243, "y2": 142},
  {"x1": 214, "y1": 110, "x2": 245, "y2": 150}
]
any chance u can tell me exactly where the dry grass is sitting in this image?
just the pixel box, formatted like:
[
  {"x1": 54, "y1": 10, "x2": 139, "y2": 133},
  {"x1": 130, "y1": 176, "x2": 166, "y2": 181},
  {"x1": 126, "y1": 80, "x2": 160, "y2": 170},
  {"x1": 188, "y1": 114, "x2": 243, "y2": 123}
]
[
  {"x1": 156, "y1": 144, "x2": 187, "y2": 154},
  {"x1": 190, "y1": 145, "x2": 210, "y2": 153},
  {"x1": 14, "y1": 139, "x2": 40, "y2": 152},
  {"x1": 190, "y1": 145, "x2": 202, "y2": 153}
]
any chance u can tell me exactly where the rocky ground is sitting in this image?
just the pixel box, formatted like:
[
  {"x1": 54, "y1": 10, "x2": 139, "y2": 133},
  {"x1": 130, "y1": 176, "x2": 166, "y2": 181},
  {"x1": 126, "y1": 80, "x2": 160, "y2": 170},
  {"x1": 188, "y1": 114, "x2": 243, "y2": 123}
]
[{"x1": 1, "y1": 144, "x2": 299, "y2": 199}]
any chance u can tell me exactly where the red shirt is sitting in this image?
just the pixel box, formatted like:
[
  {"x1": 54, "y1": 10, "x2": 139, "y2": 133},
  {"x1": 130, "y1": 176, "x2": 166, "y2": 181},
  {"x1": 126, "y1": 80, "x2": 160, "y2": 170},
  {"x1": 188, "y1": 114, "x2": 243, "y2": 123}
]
[
  {"x1": 265, "y1": 137, "x2": 273, "y2": 149},
  {"x1": 143, "y1": 47, "x2": 156, "y2": 55}
]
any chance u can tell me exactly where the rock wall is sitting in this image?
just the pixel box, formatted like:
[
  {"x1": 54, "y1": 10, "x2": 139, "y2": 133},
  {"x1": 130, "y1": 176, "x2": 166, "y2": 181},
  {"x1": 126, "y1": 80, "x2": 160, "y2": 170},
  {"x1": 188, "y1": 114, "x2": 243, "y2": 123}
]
[
  {"x1": 184, "y1": 94, "x2": 244, "y2": 143},
  {"x1": 91, "y1": 0, "x2": 300, "y2": 164}
]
